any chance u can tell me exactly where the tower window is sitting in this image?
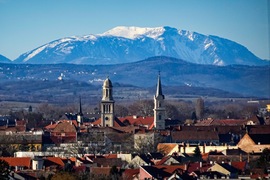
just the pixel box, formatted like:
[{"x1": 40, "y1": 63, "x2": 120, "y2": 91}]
[
  {"x1": 159, "y1": 115, "x2": 162, "y2": 120},
  {"x1": 106, "y1": 89, "x2": 108, "y2": 97}
]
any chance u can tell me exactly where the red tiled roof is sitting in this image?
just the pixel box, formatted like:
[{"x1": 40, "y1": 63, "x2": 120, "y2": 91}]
[
  {"x1": 69, "y1": 157, "x2": 76, "y2": 162},
  {"x1": 92, "y1": 118, "x2": 101, "y2": 126},
  {"x1": 249, "y1": 125, "x2": 270, "y2": 134},
  {"x1": 104, "y1": 154, "x2": 118, "y2": 159},
  {"x1": 44, "y1": 120, "x2": 78, "y2": 131},
  {"x1": 91, "y1": 167, "x2": 111, "y2": 176},
  {"x1": 44, "y1": 157, "x2": 65, "y2": 167},
  {"x1": 231, "y1": 161, "x2": 247, "y2": 171},
  {"x1": 211, "y1": 119, "x2": 248, "y2": 126},
  {"x1": 53, "y1": 121, "x2": 77, "y2": 133},
  {"x1": 196, "y1": 118, "x2": 249, "y2": 126},
  {"x1": 201, "y1": 153, "x2": 209, "y2": 161},
  {"x1": 171, "y1": 131, "x2": 219, "y2": 141},
  {"x1": 157, "y1": 143, "x2": 178, "y2": 155},
  {"x1": 187, "y1": 162, "x2": 211, "y2": 173},
  {"x1": 44, "y1": 123, "x2": 57, "y2": 130},
  {"x1": 0, "y1": 157, "x2": 31, "y2": 168},
  {"x1": 118, "y1": 116, "x2": 154, "y2": 129},
  {"x1": 110, "y1": 126, "x2": 138, "y2": 133},
  {"x1": 156, "y1": 156, "x2": 171, "y2": 165},
  {"x1": 122, "y1": 168, "x2": 139, "y2": 179}
]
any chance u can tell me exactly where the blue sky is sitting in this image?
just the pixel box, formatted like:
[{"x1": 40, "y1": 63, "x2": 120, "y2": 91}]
[{"x1": 0, "y1": 0, "x2": 269, "y2": 60}]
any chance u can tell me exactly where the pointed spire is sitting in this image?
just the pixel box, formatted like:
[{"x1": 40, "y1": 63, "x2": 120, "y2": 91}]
[
  {"x1": 156, "y1": 71, "x2": 163, "y2": 97},
  {"x1": 78, "y1": 96, "x2": 83, "y2": 116}
]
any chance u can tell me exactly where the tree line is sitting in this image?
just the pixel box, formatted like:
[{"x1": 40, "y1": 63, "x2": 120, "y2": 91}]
[{"x1": 3, "y1": 98, "x2": 261, "y2": 130}]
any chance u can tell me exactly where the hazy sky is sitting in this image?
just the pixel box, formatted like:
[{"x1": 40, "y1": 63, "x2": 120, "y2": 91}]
[{"x1": 0, "y1": 0, "x2": 269, "y2": 60}]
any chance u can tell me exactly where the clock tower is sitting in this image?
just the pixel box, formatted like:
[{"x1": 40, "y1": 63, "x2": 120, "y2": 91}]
[{"x1": 101, "y1": 77, "x2": 115, "y2": 127}]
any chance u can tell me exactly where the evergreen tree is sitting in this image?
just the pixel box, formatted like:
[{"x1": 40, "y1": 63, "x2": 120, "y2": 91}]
[
  {"x1": 110, "y1": 165, "x2": 120, "y2": 180},
  {"x1": 0, "y1": 159, "x2": 10, "y2": 180},
  {"x1": 257, "y1": 148, "x2": 270, "y2": 173},
  {"x1": 193, "y1": 145, "x2": 202, "y2": 158}
]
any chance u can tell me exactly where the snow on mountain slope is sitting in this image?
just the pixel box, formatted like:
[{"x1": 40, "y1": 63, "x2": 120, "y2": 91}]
[
  {"x1": 14, "y1": 26, "x2": 267, "y2": 66},
  {"x1": 101, "y1": 26, "x2": 164, "y2": 39}
]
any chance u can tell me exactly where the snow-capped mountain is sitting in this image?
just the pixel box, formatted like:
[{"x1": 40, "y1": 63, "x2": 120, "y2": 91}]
[
  {"x1": 0, "y1": 54, "x2": 11, "y2": 63},
  {"x1": 14, "y1": 26, "x2": 267, "y2": 65}
]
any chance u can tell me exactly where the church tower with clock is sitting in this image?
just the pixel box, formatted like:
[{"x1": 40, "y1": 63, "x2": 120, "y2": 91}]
[{"x1": 101, "y1": 77, "x2": 115, "y2": 127}]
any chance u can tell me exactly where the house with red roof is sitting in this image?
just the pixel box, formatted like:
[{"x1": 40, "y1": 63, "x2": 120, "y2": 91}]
[
  {"x1": 139, "y1": 165, "x2": 192, "y2": 180},
  {"x1": 156, "y1": 153, "x2": 186, "y2": 166},
  {"x1": 231, "y1": 161, "x2": 248, "y2": 175},
  {"x1": 43, "y1": 157, "x2": 65, "y2": 171},
  {"x1": 118, "y1": 115, "x2": 155, "y2": 130},
  {"x1": 171, "y1": 130, "x2": 220, "y2": 146},
  {"x1": 0, "y1": 157, "x2": 31, "y2": 171},
  {"x1": 43, "y1": 120, "x2": 77, "y2": 147},
  {"x1": 122, "y1": 168, "x2": 139, "y2": 180}
]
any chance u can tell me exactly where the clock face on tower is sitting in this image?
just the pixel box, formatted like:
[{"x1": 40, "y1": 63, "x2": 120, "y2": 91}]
[{"x1": 105, "y1": 117, "x2": 109, "y2": 120}]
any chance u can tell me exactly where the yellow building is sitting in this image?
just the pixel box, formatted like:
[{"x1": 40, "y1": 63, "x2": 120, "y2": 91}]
[{"x1": 266, "y1": 104, "x2": 270, "y2": 112}]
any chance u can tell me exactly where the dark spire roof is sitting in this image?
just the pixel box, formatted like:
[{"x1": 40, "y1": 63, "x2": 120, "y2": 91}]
[
  {"x1": 78, "y1": 96, "x2": 83, "y2": 116},
  {"x1": 156, "y1": 72, "x2": 163, "y2": 97}
]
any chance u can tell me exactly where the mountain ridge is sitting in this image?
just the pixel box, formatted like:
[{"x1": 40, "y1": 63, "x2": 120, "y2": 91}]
[
  {"x1": 1, "y1": 56, "x2": 269, "y2": 98},
  {"x1": 0, "y1": 54, "x2": 11, "y2": 63},
  {"x1": 13, "y1": 26, "x2": 268, "y2": 66}
]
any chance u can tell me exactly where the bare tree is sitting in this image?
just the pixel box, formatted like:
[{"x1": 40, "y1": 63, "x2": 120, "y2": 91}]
[
  {"x1": 176, "y1": 101, "x2": 194, "y2": 121},
  {"x1": 128, "y1": 100, "x2": 153, "y2": 117},
  {"x1": 165, "y1": 102, "x2": 179, "y2": 119},
  {"x1": 134, "y1": 132, "x2": 165, "y2": 154},
  {"x1": 114, "y1": 104, "x2": 129, "y2": 117}
]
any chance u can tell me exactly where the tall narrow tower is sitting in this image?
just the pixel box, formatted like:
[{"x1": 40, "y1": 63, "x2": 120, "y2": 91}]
[
  {"x1": 100, "y1": 77, "x2": 115, "y2": 127},
  {"x1": 153, "y1": 73, "x2": 166, "y2": 129},
  {"x1": 77, "y1": 96, "x2": 83, "y2": 125}
]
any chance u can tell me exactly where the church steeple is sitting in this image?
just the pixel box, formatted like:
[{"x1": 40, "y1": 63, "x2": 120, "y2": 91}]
[
  {"x1": 79, "y1": 96, "x2": 83, "y2": 116},
  {"x1": 153, "y1": 72, "x2": 166, "y2": 129},
  {"x1": 101, "y1": 77, "x2": 115, "y2": 127},
  {"x1": 156, "y1": 72, "x2": 163, "y2": 98},
  {"x1": 77, "y1": 96, "x2": 83, "y2": 125}
]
